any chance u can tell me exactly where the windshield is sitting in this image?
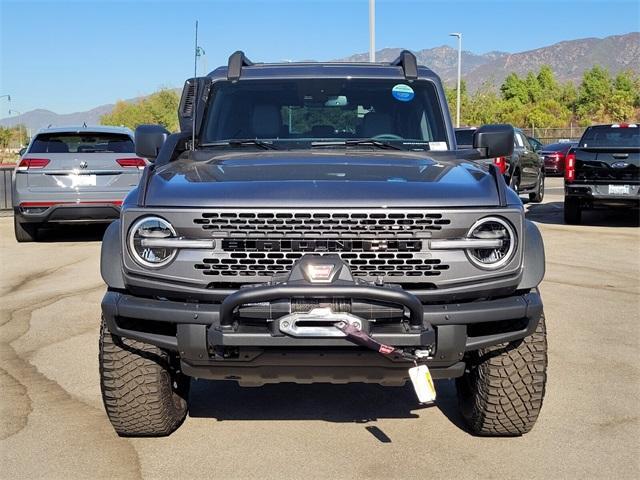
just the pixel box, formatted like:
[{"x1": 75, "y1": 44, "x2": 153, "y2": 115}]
[
  {"x1": 202, "y1": 79, "x2": 448, "y2": 149},
  {"x1": 580, "y1": 125, "x2": 640, "y2": 148},
  {"x1": 29, "y1": 132, "x2": 134, "y2": 153}
]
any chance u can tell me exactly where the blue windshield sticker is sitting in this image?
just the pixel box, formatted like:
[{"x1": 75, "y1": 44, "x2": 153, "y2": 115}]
[{"x1": 392, "y1": 84, "x2": 414, "y2": 102}]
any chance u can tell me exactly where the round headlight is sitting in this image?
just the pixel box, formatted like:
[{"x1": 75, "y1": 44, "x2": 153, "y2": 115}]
[
  {"x1": 128, "y1": 216, "x2": 177, "y2": 268},
  {"x1": 466, "y1": 216, "x2": 517, "y2": 270}
]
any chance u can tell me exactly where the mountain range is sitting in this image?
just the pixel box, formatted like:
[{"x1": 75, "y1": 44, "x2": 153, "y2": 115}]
[
  {"x1": 335, "y1": 32, "x2": 639, "y2": 89},
  {"x1": 1, "y1": 32, "x2": 638, "y2": 132}
]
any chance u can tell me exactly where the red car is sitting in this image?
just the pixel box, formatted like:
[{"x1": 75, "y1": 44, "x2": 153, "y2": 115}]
[{"x1": 539, "y1": 141, "x2": 577, "y2": 175}]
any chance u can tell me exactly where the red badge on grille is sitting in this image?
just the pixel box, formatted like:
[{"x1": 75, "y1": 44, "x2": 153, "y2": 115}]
[{"x1": 305, "y1": 264, "x2": 335, "y2": 283}]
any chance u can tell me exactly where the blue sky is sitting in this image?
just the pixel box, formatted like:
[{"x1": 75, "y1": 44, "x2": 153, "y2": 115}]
[{"x1": 1, "y1": 0, "x2": 638, "y2": 114}]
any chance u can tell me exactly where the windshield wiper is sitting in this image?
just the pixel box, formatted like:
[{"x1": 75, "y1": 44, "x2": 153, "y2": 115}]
[
  {"x1": 311, "y1": 139, "x2": 403, "y2": 150},
  {"x1": 201, "y1": 139, "x2": 280, "y2": 150}
]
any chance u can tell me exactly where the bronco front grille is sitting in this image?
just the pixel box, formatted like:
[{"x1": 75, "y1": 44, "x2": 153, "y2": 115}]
[
  {"x1": 194, "y1": 211, "x2": 451, "y2": 237},
  {"x1": 190, "y1": 209, "x2": 454, "y2": 282},
  {"x1": 195, "y1": 252, "x2": 448, "y2": 278}
]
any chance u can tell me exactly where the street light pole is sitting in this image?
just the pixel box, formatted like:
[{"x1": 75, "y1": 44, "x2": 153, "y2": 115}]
[
  {"x1": 369, "y1": 0, "x2": 375, "y2": 62},
  {"x1": 449, "y1": 33, "x2": 462, "y2": 127}
]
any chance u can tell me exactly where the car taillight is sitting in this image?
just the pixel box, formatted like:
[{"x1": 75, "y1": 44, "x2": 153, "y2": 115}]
[
  {"x1": 565, "y1": 153, "x2": 576, "y2": 182},
  {"x1": 116, "y1": 157, "x2": 146, "y2": 169},
  {"x1": 494, "y1": 157, "x2": 507, "y2": 174},
  {"x1": 17, "y1": 158, "x2": 50, "y2": 171}
]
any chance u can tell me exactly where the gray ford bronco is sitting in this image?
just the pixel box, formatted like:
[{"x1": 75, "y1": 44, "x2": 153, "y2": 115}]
[{"x1": 99, "y1": 51, "x2": 547, "y2": 437}]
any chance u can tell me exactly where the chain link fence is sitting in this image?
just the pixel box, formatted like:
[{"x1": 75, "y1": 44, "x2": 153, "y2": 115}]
[{"x1": 520, "y1": 126, "x2": 586, "y2": 144}]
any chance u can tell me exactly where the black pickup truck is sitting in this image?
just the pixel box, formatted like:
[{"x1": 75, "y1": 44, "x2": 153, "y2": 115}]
[{"x1": 564, "y1": 123, "x2": 640, "y2": 224}]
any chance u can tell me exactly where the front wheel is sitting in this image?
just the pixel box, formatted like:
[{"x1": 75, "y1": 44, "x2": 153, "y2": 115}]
[
  {"x1": 99, "y1": 318, "x2": 190, "y2": 437},
  {"x1": 456, "y1": 313, "x2": 548, "y2": 436},
  {"x1": 529, "y1": 173, "x2": 545, "y2": 203},
  {"x1": 510, "y1": 171, "x2": 521, "y2": 195}
]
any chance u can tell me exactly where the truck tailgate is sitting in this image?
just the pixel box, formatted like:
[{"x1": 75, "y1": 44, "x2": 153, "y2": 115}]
[{"x1": 575, "y1": 147, "x2": 640, "y2": 183}]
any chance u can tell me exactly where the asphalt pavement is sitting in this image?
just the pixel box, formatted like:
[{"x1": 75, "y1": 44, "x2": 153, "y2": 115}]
[{"x1": 1, "y1": 177, "x2": 639, "y2": 479}]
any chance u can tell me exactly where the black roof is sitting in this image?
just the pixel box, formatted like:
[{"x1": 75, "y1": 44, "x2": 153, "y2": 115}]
[{"x1": 207, "y1": 50, "x2": 439, "y2": 81}]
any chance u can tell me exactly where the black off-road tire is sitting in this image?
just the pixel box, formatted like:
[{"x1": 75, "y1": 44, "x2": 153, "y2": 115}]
[
  {"x1": 529, "y1": 173, "x2": 545, "y2": 203},
  {"x1": 564, "y1": 196, "x2": 582, "y2": 224},
  {"x1": 14, "y1": 216, "x2": 38, "y2": 242},
  {"x1": 456, "y1": 313, "x2": 548, "y2": 436},
  {"x1": 99, "y1": 318, "x2": 190, "y2": 437}
]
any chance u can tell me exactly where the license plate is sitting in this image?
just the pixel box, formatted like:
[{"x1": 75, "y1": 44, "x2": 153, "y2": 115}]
[
  {"x1": 608, "y1": 184, "x2": 630, "y2": 195},
  {"x1": 68, "y1": 174, "x2": 96, "y2": 187}
]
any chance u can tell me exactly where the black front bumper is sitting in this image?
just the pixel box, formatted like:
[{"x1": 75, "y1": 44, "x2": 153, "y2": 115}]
[{"x1": 101, "y1": 285, "x2": 543, "y2": 384}]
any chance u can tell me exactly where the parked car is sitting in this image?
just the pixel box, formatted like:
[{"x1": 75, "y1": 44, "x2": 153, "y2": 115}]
[
  {"x1": 457, "y1": 127, "x2": 545, "y2": 202},
  {"x1": 12, "y1": 125, "x2": 145, "y2": 241},
  {"x1": 564, "y1": 123, "x2": 639, "y2": 224},
  {"x1": 538, "y1": 141, "x2": 577, "y2": 176},
  {"x1": 454, "y1": 126, "x2": 477, "y2": 149},
  {"x1": 527, "y1": 136, "x2": 544, "y2": 153},
  {"x1": 98, "y1": 51, "x2": 547, "y2": 437}
]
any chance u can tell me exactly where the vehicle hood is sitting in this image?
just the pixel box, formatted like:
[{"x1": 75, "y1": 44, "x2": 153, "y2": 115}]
[{"x1": 143, "y1": 150, "x2": 502, "y2": 208}]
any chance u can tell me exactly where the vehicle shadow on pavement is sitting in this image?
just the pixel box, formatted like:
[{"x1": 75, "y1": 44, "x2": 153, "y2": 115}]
[
  {"x1": 36, "y1": 223, "x2": 109, "y2": 242},
  {"x1": 526, "y1": 202, "x2": 640, "y2": 227},
  {"x1": 188, "y1": 378, "x2": 467, "y2": 431}
]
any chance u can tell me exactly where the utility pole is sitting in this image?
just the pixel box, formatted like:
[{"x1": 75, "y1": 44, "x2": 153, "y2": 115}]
[
  {"x1": 449, "y1": 33, "x2": 462, "y2": 127},
  {"x1": 369, "y1": 0, "x2": 375, "y2": 62},
  {"x1": 8, "y1": 109, "x2": 25, "y2": 147},
  {"x1": 0, "y1": 95, "x2": 10, "y2": 119}
]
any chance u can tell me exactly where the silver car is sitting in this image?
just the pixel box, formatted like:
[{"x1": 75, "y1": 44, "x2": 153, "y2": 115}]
[{"x1": 12, "y1": 125, "x2": 145, "y2": 242}]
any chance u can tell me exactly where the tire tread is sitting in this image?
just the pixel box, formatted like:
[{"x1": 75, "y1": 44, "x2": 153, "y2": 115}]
[
  {"x1": 457, "y1": 314, "x2": 548, "y2": 436},
  {"x1": 99, "y1": 319, "x2": 188, "y2": 437}
]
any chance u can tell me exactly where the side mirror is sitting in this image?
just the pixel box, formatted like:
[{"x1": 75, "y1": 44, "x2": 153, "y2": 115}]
[
  {"x1": 473, "y1": 124, "x2": 514, "y2": 159},
  {"x1": 18, "y1": 147, "x2": 26, "y2": 157},
  {"x1": 135, "y1": 124, "x2": 170, "y2": 161}
]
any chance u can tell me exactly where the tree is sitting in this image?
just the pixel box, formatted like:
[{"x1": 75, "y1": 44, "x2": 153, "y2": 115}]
[
  {"x1": 537, "y1": 65, "x2": 559, "y2": 98},
  {"x1": 100, "y1": 89, "x2": 180, "y2": 131},
  {"x1": 445, "y1": 79, "x2": 469, "y2": 124},
  {"x1": 607, "y1": 71, "x2": 637, "y2": 121},
  {"x1": 575, "y1": 66, "x2": 613, "y2": 124},
  {"x1": 500, "y1": 73, "x2": 528, "y2": 104}
]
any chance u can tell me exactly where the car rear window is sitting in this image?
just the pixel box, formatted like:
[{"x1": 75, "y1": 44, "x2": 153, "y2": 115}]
[
  {"x1": 29, "y1": 132, "x2": 134, "y2": 153},
  {"x1": 455, "y1": 129, "x2": 475, "y2": 147},
  {"x1": 580, "y1": 125, "x2": 640, "y2": 148},
  {"x1": 543, "y1": 142, "x2": 574, "y2": 152}
]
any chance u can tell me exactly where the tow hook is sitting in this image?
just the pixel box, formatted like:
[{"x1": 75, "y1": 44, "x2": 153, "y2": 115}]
[
  {"x1": 334, "y1": 321, "x2": 431, "y2": 361},
  {"x1": 335, "y1": 322, "x2": 437, "y2": 404}
]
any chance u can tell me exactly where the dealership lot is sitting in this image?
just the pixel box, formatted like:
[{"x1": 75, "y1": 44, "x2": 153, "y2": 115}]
[{"x1": 0, "y1": 177, "x2": 638, "y2": 479}]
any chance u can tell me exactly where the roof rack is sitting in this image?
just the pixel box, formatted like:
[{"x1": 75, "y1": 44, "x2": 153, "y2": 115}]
[
  {"x1": 390, "y1": 50, "x2": 418, "y2": 80},
  {"x1": 225, "y1": 49, "x2": 419, "y2": 81},
  {"x1": 227, "y1": 50, "x2": 253, "y2": 81}
]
